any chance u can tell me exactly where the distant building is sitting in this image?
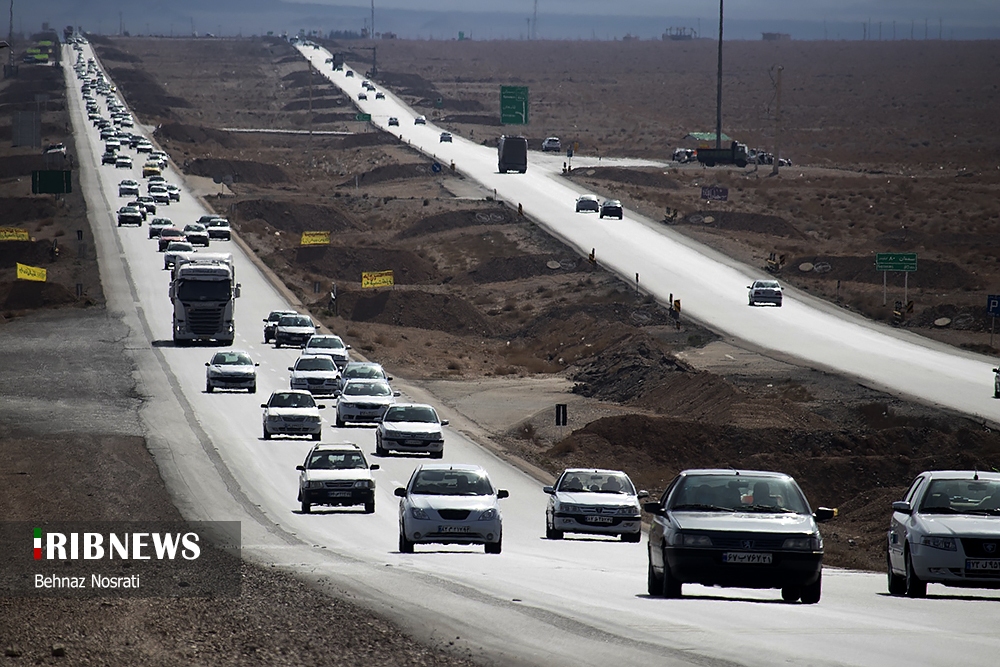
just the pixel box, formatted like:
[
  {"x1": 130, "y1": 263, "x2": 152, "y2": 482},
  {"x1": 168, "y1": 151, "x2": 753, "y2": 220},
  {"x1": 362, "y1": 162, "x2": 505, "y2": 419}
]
[
  {"x1": 762, "y1": 33, "x2": 791, "y2": 41},
  {"x1": 663, "y1": 27, "x2": 695, "y2": 41}
]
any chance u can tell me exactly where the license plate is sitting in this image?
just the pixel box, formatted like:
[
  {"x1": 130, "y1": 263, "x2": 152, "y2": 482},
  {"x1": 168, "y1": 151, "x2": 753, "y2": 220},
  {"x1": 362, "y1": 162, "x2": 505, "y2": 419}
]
[
  {"x1": 966, "y1": 559, "x2": 1000, "y2": 571},
  {"x1": 439, "y1": 525, "x2": 470, "y2": 534},
  {"x1": 404, "y1": 439, "x2": 426, "y2": 445},
  {"x1": 723, "y1": 552, "x2": 773, "y2": 564},
  {"x1": 328, "y1": 491, "x2": 352, "y2": 498},
  {"x1": 584, "y1": 515, "x2": 615, "y2": 524}
]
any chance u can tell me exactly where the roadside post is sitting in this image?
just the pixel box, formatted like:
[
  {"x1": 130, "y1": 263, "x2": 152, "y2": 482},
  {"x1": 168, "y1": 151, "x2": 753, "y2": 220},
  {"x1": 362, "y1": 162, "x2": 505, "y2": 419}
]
[
  {"x1": 875, "y1": 252, "x2": 917, "y2": 306},
  {"x1": 555, "y1": 403, "x2": 567, "y2": 442},
  {"x1": 988, "y1": 295, "x2": 1000, "y2": 347}
]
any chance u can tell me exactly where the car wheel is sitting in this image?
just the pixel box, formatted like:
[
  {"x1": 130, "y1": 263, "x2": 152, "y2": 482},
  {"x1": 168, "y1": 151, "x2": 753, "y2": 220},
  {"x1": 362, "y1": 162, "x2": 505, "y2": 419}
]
[
  {"x1": 275, "y1": 341, "x2": 282, "y2": 349},
  {"x1": 777, "y1": 300, "x2": 783, "y2": 307},
  {"x1": 781, "y1": 586, "x2": 801, "y2": 602},
  {"x1": 546, "y1": 516, "x2": 563, "y2": 540},
  {"x1": 485, "y1": 536, "x2": 502, "y2": 554},
  {"x1": 336, "y1": 414, "x2": 345, "y2": 428},
  {"x1": 300, "y1": 500, "x2": 311, "y2": 514},
  {"x1": 249, "y1": 384, "x2": 256, "y2": 394},
  {"x1": 431, "y1": 450, "x2": 444, "y2": 459},
  {"x1": 311, "y1": 431, "x2": 321, "y2": 442},
  {"x1": 206, "y1": 381, "x2": 214, "y2": 393},
  {"x1": 800, "y1": 572, "x2": 822, "y2": 604},
  {"x1": 263, "y1": 426, "x2": 271, "y2": 440},
  {"x1": 621, "y1": 531, "x2": 642, "y2": 543},
  {"x1": 660, "y1": 549, "x2": 682, "y2": 598},
  {"x1": 647, "y1": 557, "x2": 664, "y2": 597},
  {"x1": 599, "y1": 213, "x2": 605, "y2": 219},
  {"x1": 375, "y1": 437, "x2": 387, "y2": 457},
  {"x1": 887, "y1": 551, "x2": 907, "y2": 595},
  {"x1": 749, "y1": 298, "x2": 755, "y2": 306},
  {"x1": 904, "y1": 547, "x2": 927, "y2": 598},
  {"x1": 364, "y1": 499, "x2": 375, "y2": 514},
  {"x1": 399, "y1": 529, "x2": 414, "y2": 554}
]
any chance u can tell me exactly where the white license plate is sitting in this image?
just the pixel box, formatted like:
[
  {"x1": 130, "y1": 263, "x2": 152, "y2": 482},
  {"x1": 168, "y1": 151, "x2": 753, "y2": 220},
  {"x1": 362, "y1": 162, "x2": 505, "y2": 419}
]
[
  {"x1": 966, "y1": 559, "x2": 1000, "y2": 571},
  {"x1": 585, "y1": 515, "x2": 615, "y2": 524},
  {"x1": 404, "y1": 439, "x2": 426, "y2": 445},
  {"x1": 439, "y1": 525, "x2": 470, "y2": 534},
  {"x1": 723, "y1": 552, "x2": 773, "y2": 564},
  {"x1": 328, "y1": 491, "x2": 352, "y2": 498}
]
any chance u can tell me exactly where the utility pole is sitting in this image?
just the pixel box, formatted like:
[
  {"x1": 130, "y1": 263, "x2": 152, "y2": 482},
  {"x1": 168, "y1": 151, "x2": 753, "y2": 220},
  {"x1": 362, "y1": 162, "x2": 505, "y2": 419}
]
[
  {"x1": 532, "y1": 0, "x2": 538, "y2": 40},
  {"x1": 8, "y1": 0, "x2": 14, "y2": 75},
  {"x1": 119, "y1": 11, "x2": 123, "y2": 36},
  {"x1": 307, "y1": 59, "x2": 313, "y2": 166},
  {"x1": 370, "y1": 0, "x2": 374, "y2": 39},
  {"x1": 715, "y1": 0, "x2": 723, "y2": 150},
  {"x1": 772, "y1": 66, "x2": 783, "y2": 176}
]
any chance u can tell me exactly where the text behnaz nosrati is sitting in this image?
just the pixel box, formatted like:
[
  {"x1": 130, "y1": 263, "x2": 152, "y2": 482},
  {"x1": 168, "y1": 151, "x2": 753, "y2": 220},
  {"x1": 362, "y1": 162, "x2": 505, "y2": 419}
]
[{"x1": 42, "y1": 532, "x2": 201, "y2": 560}]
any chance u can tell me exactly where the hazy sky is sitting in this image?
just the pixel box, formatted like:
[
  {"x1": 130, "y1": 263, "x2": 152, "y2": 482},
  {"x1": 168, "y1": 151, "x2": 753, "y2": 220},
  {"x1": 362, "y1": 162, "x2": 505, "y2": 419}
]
[{"x1": 305, "y1": 0, "x2": 1000, "y2": 25}]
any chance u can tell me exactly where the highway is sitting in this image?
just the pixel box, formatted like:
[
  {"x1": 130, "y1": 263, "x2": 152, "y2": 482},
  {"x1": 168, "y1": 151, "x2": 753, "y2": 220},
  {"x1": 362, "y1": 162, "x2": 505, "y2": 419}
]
[{"x1": 63, "y1": 42, "x2": 1000, "y2": 667}]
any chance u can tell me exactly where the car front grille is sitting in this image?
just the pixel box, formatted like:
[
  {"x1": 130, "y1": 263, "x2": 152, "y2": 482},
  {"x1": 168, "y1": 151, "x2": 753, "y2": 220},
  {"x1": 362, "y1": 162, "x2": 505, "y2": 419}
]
[
  {"x1": 323, "y1": 480, "x2": 356, "y2": 489},
  {"x1": 353, "y1": 403, "x2": 381, "y2": 410},
  {"x1": 962, "y1": 538, "x2": 1000, "y2": 558},
  {"x1": 437, "y1": 509, "x2": 471, "y2": 521},
  {"x1": 709, "y1": 535, "x2": 788, "y2": 550}
]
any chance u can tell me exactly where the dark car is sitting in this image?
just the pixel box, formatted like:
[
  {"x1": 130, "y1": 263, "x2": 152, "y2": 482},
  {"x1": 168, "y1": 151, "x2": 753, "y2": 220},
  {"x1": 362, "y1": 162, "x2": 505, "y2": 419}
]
[
  {"x1": 644, "y1": 469, "x2": 836, "y2": 604},
  {"x1": 262, "y1": 309, "x2": 298, "y2": 344},
  {"x1": 101, "y1": 151, "x2": 117, "y2": 165},
  {"x1": 575, "y1": 195, "x2": 600, "y2": 213},
  {"x1": 599, "y1": 200, "x2": 624, "y2": 219}
]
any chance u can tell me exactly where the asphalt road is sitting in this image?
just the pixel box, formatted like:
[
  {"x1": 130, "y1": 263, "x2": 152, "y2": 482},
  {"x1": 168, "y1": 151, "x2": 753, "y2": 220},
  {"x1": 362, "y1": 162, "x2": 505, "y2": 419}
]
[{"x1": 64, "y1": 43, "x2": 1000, "y2": 667}]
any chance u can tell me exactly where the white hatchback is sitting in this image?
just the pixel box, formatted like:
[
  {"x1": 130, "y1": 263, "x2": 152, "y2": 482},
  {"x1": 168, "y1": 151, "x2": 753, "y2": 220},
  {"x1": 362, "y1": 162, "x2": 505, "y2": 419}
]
[
  {"x1": 395, "y1": 464, "x2": 508, "y2": 554},
  {"x1": 888, "y1": 470, "x2": 1000, "y2": 597}
]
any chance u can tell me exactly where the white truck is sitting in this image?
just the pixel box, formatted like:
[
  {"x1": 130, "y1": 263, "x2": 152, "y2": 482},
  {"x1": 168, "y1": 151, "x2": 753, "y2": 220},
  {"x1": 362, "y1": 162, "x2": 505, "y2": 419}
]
[{"x1": 168, "y1": 258, "x2": 241, "y2": 345}]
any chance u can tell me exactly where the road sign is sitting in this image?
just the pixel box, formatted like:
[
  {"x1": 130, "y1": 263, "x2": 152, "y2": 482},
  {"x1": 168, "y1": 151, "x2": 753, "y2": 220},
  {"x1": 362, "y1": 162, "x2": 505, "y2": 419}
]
[
  {"x1": 431, "y1": 162, "x2": 442, "y2": 173},
  {"x1": 875, "y1": 252, "x2": 917, "y2": 272},
  {"x1": 701, "y1": 185, "x2": 729, "y2": 201},
  {"x1": 355, "y1": 113, "x2": 371, "y2": 122},
  {"x1": 31, "y1": 170, "x2": 72, "y2": 195},
  {"x1": 500, "y1": 86, "x2": 529, "y2": 125},
  {"x1": 988, "y1": 295, "x2": 1000, "y2": 317}
]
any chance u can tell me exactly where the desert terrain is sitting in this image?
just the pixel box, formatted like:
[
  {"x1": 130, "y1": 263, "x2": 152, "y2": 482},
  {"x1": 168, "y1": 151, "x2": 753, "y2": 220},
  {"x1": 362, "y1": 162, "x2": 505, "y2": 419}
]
[{"x1": 3, "y1": 32, "x2": 1000, "y2": 664}]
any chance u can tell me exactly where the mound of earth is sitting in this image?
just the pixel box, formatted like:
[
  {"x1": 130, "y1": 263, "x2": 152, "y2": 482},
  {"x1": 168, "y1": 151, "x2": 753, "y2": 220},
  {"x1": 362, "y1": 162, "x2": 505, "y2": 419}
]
[
  {"x1": 376, "y1": 71, "x2": 440, "y2": 99},
  {"x1": 154, "y1": 123, "x2": 241, "y2": 149},
  {"x1": 0, "y1": 155, "x2": 69, "y2": 179},
  {"x1": 0, "y1": 280, "x2": 79, "y2": 311},
  {"x1": 441, "y1": 114, "x2": 502, "y2": 126},
  {"x1": 336, "y1": 288, "x2": 490, "y2": 335},
  {"x1": 104, "y1": 66, "x2": 191, "y2": 118},
  {"x1": 466, "y1": 255, "x2": 584, "y2": 283},
  {"x1": 573, "y1": 167, "x2": 680, "y2": 190},
  {"x1": 0, "y1": 198, "x2": 58, "y2": 224},
  {"x1": 339, "y1": 163, "x2": 436, "y2": 187},
  {"x1": 789, "y1": 255, "x2": 972, "y2": 289},
  {"x1": 396, "y1": 207, "x2": 512, "y2": 238},
  {"x1": 310, "y1": 112, "x2": 360, "y2": 123},
  {"x1": 235, "y1": 199, "x2": 354, "y2": 233},
  {"x1": 288, "y1": 245, "x2": 439, "y2": 284},
  {"x1": 183, "y1": 158, "x2": 288, "y2": 184},
  {"x1": 281, "y1": 97, "x2": 348, "y2": 112},
  {"x1": 686, "y1": 210, "x2": 805, "y2": 238}
]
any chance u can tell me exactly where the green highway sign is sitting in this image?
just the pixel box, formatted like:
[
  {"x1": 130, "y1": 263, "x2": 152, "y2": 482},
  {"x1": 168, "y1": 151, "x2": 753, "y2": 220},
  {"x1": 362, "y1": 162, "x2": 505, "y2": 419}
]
[
  {"x1": 875, "y1": 252, "x2": 917, "y2": 272},
  {"x1": 355, "y1": 113, "x2": 372, "y2": 122},
  {"x1": 500, "y1": 85, "x2": 529, "y2": 125}
]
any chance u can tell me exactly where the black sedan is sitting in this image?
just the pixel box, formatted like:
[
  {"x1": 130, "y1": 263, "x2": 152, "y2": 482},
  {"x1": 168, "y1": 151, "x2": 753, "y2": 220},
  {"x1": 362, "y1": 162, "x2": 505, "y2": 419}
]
[
  {"x1": 599, "y1": 199, "x2": 624, "y2": 219},
  {"x1": 644, "y1": 468, "x2": 836, "y2": 604}
]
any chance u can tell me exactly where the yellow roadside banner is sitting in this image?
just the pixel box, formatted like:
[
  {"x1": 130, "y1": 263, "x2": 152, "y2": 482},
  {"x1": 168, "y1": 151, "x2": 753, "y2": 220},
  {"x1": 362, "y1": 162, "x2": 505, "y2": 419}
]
[
  {"x1": 16, "y1": 263, "x2": 47, "y2": 282},
  {"x1": 300, "y1": 231, "x2": 331, "y2": 246},
  {"x1": 0, "y1": 227, "x2": 30, "y2": 241},
  {"x1": 361, "y1": 270, "x2": 394, "y2": 288}
]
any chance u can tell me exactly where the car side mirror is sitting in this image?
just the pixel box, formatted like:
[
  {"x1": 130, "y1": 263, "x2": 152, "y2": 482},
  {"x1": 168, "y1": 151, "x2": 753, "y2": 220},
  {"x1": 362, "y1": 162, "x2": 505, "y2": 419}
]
[
  {"x1": 746, "y1": 285, "x2": 752, "y2": 289},
  {"x1": 317, "y1": 404, "x2": 327, "y2": 410},
  {"x1": 440, "y1": 419, "x2": 449, "y2": 426},
  {"x1": 234, "y1": 284, "x2": 241, "y2": 298},
  {"x1": 993, "y1": 368, "x2": 1000, "y2": 373},
  {"x1": 642, "y1": 502, "x2": 663, "y2": 515},
  {"x1": 637, "y1": 490, "x2": 649, "y2": 499},
  {"x1": 892, "y1": 501, "x2": 912, "y2": 515},
  {"x1": 346, "y1": 345, "x2": 352, "y2": 349},
  {"x1": 295, "y1": 465, "x2": 305, "y2": 471},
  {"x1": 814, "y1": 507, "x2": 838, "y2": 522},
  {"x1": 393, "y1": 391, "x2": 401, "y2": 397},
  {"x1": 542, "y1": 486, "x2": 555, "y2": 495},
  {"x1": 255, "y1": 363, "x2": 260, "y2": 367},
  {"x1": 333, "y1": 390, "x2": 342, "y2": 397},
  {"x1": 260, "y1": 404, "x2": 267, "y2": 409},
  {"x1": 263, "y1": 318, "x2": 268, "y2": 323},
  {"x1": 497, "y1": 490, "x2": 510, "y2": 499},
  {"x1": 287, "y1": 367, "x2": 293, "y2": 371},
  {"x1": 369, "y1": 464, "x2": 380, "y2": 471},
  {"x1": 394, "y1": 487, "x2": 407, "y2": 497},
  {"x1": 204, "y1": 362, "x2": 210, "y2": 367}
]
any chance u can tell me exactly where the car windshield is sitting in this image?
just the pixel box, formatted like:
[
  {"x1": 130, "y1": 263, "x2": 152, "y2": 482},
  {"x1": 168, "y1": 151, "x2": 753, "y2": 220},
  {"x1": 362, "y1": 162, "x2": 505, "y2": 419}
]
[
  {"x1": 756, "y1": 281, "x2": 780, "y2": 289},
  {"x1": 175, "y1": 280, "x2": 232, "y2": 302},
  {"x1": 151, "y1": 219, "x2": 171, "y2": 226},
  {"x1": 211, "y1": 352, "x2": 253, "y2": 366},
  {"x1": 343, "y1": 381, "x2": 391, "y2": 397},
  {"x1": 918, "y1": 479, "x2": 1000, "y2": 514},
  {"x1": 269, "y1": 392, "x2": 316, "y2": 408},
  {"x1": 268, "y1": 311, "x2": 294, "y2": 322},
  {"x1": 557, "y1": 472, "x2": 635, "y2": 495},
  {"x1": 345, "y1": 365, "x2": 382, "y2": 379},
  {"x1": 184, "y1": 225, "x2": 205, "y2": 233},
  {"x1": 411, "y1": 469, "x2": 493, "y2": 496},
  {"x1": 384, "y1": 406, "x2": 437, "y2": 423},
  {"x1": 295, "y1": 357, "x2": 336, "y2": 371},
  {"x1": 208, "y1": 220, "x2": 229, "y2": 227},
  {"x1": 307, "y1": 451, "x2": 367, "y2": 470},
  {"x1": 166, "y1": 243, "x2": 192, "y2": 251},
  {"x1": 279, "y1": 316, "x2": 312, "y2": 327},
  {"x1": 668, "y1": 475, "x2": 809, "y2": 514},
  {"x1": 309, "y1": 337, "x2": 345, "y2": 349}
]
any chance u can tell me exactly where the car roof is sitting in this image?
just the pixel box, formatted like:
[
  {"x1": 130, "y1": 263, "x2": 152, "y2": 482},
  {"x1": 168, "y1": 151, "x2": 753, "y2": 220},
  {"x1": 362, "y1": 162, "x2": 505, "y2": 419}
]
[
  {"x1": 344, "y1": 378, "x2": 389, "y2": 386},
  {"x1": 269, "y1": 309, "x2": 297, "y2": 316},
  {"x1": 296, "y1": 354, "x2": 334, "y2": 362},
  {"x1": 212, "y1": 349, "x2": 251, "y2": 357},
  {"x1": 560, "y1": 467, "x2": 629, "y2": 476},
  {"x1": 310, "y1": 442, "x2": 362, "y2": 453},
  {"x1": 921, "y1": 470, "x2": 1000, "y2": 481},
  {"x1": 308, "y1": 334, "x2": 342, "y2": 342},
  {"x1": 415, "y1": 463, "x2": 485, "y2": 473},
  {"x1": 603, "y1": 199, "x2": 622, "y2": 205},
  {"x1": 577, "y1": 194, "x2": 599, "y2": 200},
  {"x1": 678, "y1": 468, "x2": 793, "y2": 480},
  {"x1": 345, "y1": 361, "x2": 382, "y2": 368},
  {"x1": 388, "y1": 402, "x2": 434, "y2": 410},
  {"x1": 270, "y1": 389, "x2": 312, "y2": 397}
]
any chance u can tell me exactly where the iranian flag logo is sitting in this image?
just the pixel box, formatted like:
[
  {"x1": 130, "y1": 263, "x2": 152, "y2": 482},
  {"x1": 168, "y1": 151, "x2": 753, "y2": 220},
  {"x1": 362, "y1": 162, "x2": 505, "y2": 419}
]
[{"x1": 34, "y1": 527, "x2": 42, "y2": 560}]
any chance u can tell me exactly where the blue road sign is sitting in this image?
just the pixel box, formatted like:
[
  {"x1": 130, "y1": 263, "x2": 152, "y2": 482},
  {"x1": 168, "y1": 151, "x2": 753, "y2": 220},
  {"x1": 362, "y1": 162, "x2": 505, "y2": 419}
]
[
  {"x1": 431, "y1": 162, "x2": 442, "y2": 173},
  {"x1": 988, "y1": 295, "x2": 1000, "y2": 317}
]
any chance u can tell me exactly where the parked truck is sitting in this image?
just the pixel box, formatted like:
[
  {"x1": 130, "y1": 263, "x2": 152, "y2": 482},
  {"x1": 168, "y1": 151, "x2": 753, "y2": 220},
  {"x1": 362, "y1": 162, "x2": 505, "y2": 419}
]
[
  {"x1": 696, "y1": 140, "x2": 749, "y2": 168},
  {"x1": 168, "y1": 259, "x2": 240, "y2": 345}
]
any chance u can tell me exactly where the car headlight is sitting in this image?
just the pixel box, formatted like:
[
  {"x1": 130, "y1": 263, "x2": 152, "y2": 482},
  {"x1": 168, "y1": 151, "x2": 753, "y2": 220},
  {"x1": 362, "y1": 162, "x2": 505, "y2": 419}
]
[
  {"x1": 410, "y1": 507, "x2": 429, "y2": 520},
  {"x1": 306, "y1": 481, "x2": 324, "y2": 489},
  {"x1": 479, "y1": 508, "x2": 498, "y2": 521},
  {"x1": 307, "y1": 415, "x2": 321, "y2": 423},
  {"x1": 559, "y1": 503, "x2": 583, "y2": 513},
  {"x1": 353, "y1": 480, "x2": 373, "y2": 489},
  {"x1": 673, "y1": 534, "x2": 713, "y2": 547},
  {"x1": 619, "y1": 505, "x2": 640, "y2": 516},
  {"x1": 921, "y1": 536, "x2": 957, "y2": 551},
  {"x1": 266, "y1": 415, "x2": 282, "y2": 422},
  {"x1": 782, "y1": 536, "x2": 822, "y2": 551}
]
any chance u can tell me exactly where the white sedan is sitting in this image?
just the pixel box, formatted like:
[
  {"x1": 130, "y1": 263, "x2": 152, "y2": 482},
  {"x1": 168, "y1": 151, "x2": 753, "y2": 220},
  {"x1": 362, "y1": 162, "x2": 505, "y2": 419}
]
[
  {"x1": 395, "y1": 463, "x2": 508, "y2": 554},
  {"x1": 335, "y1": 379, "x2": 399, "y2": 427},
  {"x1": 261, "y1": 390, "x2": 326, "y2": 441},
  {"x1": 888, "y1": 469, "x2": 1000, "y2": 597},
  {"x1": 544, "y1": 468, "x2": 648, "y2": 542},
  {"x1": 375, "y1": 403, "x2": 448, "y2": 458}
]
